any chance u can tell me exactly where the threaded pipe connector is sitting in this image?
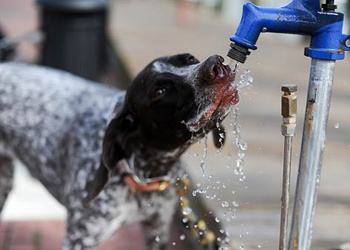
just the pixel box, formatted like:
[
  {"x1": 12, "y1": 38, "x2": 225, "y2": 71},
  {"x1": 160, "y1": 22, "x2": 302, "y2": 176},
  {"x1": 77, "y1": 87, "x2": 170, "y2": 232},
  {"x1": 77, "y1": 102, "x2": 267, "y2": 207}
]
[{"x1": 227, "y1": 43, "x2": 251, "y2": 64}]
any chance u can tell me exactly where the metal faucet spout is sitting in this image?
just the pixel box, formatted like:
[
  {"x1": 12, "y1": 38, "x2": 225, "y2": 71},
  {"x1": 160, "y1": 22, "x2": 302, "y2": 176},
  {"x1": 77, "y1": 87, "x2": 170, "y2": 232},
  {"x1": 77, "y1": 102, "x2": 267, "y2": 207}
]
[{"x1": 227, "y1": 0, "x2": 350, "y2": 63}]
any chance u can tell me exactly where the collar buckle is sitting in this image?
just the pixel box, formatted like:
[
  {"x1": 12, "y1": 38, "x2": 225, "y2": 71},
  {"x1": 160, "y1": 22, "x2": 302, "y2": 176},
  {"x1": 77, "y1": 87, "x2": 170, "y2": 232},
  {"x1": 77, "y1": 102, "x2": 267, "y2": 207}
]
[{"x1": 117, "y1": 159, "x2": 171, "y2": 193}]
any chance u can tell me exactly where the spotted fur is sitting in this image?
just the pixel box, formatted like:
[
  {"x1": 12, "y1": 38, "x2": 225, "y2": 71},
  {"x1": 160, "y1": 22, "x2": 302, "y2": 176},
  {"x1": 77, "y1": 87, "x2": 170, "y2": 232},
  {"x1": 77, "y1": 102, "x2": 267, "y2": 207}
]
[{"x1": 0, "y1": 53, "x2": 237, "y2": 250}]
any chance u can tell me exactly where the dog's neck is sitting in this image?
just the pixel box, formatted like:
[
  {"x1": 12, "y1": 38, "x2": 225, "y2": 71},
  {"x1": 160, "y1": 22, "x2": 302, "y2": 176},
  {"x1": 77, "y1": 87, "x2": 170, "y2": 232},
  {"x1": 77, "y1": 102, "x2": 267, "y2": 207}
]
[
  {"x1": 129, "y1": 145, "x2": 189, "y2": 179},
  {"x1": 120, "y1": 129, "x2": 207, "y2": 180}
]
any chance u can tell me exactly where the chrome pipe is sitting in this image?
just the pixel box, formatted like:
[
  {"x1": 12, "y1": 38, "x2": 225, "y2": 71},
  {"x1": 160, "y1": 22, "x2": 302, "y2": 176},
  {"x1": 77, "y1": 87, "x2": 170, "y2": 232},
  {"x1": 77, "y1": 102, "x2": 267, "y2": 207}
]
[
  {"x1": 280, "y1": 136, "x2": 293, "y2": 250},
  {"x1": 288, "y1": 59, "x2": 335, "y2": 250}
]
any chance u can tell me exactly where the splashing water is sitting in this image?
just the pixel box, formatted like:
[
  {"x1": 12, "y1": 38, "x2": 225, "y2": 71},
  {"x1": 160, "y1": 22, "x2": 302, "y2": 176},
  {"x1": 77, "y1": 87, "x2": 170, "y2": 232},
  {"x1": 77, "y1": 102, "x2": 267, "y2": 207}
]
[
  {"x1": 191, "y1": 60, "x2": 253, "y2": 247},
  {"x1": 229, "y1": 60, "x2": 254, "y2": 91},
  {"x1": 199, "y1": 135, "x2": 209, "y2": 177},
  {"x1": 229, "y1": 59, "x2": 240, "y2": 73},
  {"x1": 230, "y1": 106, "x2": 248, "y2": 182},
  {"x1": 216, "y1": 119, "x2": 225, "y2": 155},
  {"x1": 221, "y1": 201, "x2": 229, "y2": 208}
]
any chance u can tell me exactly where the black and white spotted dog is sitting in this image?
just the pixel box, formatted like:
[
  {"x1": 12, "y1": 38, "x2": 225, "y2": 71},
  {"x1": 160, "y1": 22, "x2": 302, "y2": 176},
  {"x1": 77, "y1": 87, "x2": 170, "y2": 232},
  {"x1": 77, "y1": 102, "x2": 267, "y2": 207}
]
[{"x1": 0, "y1": 53, "x2": 238, "y2": 250}]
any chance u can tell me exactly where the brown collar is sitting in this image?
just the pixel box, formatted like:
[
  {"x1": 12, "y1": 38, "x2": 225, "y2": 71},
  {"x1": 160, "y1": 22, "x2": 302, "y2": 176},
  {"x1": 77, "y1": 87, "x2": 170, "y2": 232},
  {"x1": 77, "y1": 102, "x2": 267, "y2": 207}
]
[{"x1": 117, "y1": 159, "x2": 171, "y2": 193}]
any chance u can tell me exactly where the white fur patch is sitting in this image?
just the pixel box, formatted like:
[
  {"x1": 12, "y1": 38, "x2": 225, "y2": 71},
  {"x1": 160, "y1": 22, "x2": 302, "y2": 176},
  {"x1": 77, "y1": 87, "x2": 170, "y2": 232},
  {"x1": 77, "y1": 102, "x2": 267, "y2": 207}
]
[{"x1": 152, "y1": 61, "x2": 200, "y2": 80}]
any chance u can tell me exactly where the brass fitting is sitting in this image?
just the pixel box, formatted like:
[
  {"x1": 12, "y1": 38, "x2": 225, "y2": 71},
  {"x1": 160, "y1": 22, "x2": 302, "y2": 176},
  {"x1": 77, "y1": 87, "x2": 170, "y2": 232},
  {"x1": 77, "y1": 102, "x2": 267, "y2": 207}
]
[{"x1": 281, "y1": 84, "x2": 297, "y2": 136}]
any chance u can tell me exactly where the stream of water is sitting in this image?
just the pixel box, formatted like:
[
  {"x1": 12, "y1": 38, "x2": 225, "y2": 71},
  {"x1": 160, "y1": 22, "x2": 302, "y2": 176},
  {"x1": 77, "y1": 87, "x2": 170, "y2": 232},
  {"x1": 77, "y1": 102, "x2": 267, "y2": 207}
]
[{"x1": 189, "y1": 60, "x2": 255, "y2": 249}]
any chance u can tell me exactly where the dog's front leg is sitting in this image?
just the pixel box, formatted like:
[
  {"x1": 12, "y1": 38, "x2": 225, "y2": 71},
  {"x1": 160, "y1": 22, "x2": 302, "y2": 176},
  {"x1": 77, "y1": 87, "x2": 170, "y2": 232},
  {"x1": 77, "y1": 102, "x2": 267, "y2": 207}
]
[
  {"x1": 142, "y1": 213, "x2": 174, "y2": 250},
  {"x1": 63, "y1": 208, "x2": 115, "y2": 250}
]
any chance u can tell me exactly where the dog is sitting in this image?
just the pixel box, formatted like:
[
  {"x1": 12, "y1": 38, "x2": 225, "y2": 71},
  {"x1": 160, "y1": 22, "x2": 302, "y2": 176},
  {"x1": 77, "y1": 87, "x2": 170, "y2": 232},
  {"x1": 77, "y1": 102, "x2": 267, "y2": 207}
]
[{"x1": 0, "y1": 53, "x2": 238, "y2": 250}]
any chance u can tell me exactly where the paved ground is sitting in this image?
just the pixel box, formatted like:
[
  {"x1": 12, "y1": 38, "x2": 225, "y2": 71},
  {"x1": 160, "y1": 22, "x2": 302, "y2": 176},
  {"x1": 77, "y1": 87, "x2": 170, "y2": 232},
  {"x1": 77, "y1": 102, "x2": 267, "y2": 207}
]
[{"x1": 1, "y1": 0, "x2": 350, "y2": 249}]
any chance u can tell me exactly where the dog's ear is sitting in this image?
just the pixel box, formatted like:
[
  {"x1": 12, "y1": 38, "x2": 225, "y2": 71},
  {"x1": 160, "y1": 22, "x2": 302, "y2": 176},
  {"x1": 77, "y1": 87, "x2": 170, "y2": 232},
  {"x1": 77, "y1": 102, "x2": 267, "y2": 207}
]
[
  {"x1": 84, "y1": 162, "x2": 110, "y2": 207},
  {"x1": 84, "y1": 109, "x2": 138, "y2": 206},
  {"x1": 212, "y1": 124, "x2": 226, "y2": 149}
]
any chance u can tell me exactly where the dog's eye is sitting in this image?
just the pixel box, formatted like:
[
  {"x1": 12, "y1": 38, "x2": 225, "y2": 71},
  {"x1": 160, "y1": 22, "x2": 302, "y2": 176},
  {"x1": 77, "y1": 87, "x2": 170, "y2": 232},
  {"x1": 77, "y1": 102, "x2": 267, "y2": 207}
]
[
  {"x1": 188, "y1": 56, "x2": 195, "y2": 64},
  {"x1": 153, "y1": 88, "x2": 166, "y2": 99}
]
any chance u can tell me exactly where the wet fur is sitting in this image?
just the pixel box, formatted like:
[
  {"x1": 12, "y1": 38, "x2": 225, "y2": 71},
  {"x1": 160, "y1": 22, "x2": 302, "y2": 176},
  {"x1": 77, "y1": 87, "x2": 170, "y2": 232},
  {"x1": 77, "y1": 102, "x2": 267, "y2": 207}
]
[{"x1": 0, "y1": 54, "x2": 236, "y2": 250}]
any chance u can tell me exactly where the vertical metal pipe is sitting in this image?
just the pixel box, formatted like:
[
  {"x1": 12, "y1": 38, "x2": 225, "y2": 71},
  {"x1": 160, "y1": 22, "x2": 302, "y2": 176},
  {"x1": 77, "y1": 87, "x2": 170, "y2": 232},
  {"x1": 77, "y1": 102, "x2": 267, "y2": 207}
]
[
  {"x1": 288, "y1": 59, "x2": 335, "y2": 250},
  {"x1": 280, "y1": 84, "x2": 297, "y2": 250},
  {"x1": 280, "y1": 135, "x2": 293, "y2": 250}
]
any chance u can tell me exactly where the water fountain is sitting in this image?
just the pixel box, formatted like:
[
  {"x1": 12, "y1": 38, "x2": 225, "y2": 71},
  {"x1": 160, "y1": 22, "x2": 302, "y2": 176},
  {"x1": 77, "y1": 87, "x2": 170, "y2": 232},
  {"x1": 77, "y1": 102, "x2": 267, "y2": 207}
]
[{"x1": 226, "y1": 0, "x2": 350, "y2": 249}]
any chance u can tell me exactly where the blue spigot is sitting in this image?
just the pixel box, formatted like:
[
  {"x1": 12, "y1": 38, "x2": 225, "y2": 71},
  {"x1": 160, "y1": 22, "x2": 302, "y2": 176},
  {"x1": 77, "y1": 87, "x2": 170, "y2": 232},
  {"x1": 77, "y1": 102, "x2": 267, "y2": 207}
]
[{"x1": 227, "y1": 0, "x2": 350, "y2": 63}]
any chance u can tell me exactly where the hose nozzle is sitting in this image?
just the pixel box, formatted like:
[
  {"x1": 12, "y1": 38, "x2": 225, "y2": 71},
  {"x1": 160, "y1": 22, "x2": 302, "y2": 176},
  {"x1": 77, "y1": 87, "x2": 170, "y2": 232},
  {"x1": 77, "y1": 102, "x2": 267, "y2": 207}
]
[{"x1": 227, "y1": 43, "x2": 251, "y2": 64}]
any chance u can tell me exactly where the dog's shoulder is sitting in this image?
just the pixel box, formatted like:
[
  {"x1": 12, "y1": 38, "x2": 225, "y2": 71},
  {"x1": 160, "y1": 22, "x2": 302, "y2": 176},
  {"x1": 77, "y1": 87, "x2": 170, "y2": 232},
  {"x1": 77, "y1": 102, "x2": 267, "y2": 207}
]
[
  {"x1": 0, "y1": 62, "x2": 126, "y2": 176},
  {"x1": 0, "y1": 62, "x2": 125, "y2": 131}
]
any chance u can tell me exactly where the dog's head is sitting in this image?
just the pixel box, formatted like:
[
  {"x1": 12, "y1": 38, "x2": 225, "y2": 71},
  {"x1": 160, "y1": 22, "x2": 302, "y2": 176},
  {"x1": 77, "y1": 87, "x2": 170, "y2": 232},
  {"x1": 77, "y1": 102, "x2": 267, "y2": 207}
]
[
  {"x1": 85, "y1": 54, "x2": 238, "y2": 204},
  {"x1": 115, "y1": 53, "x2": 237, "y2": 150}
]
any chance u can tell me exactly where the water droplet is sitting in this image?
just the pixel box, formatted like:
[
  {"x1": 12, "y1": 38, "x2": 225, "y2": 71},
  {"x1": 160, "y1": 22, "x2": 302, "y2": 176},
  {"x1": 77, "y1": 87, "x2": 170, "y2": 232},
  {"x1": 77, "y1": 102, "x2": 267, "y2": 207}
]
[
  {"x1": 155, "y1": 236, "x2": 160, "y2": 242},
  {"x1": 182, "y1": 207, "x2": 192, "y2": 215},
  {"x1": 179, "y1": 234, "x2": 186, "y2": 240},
  {"x1": 220, "y1": 229, "x2": 225, "y2": 234},
  {"x1": 232, "y1": 201, "x2": 240, "y2": 207},
  {"x1": 239, "y1": 244, "x2": 244, "y2": 250},
  {"x1": 258, "y1": 244, "x2": 262, "y2": 248},
  {"x1": 215, "y1": 217, "x2": 221, "y2": 223},
  {"x1": 221, "y1": 201, "x2": 229, "y2": 208},
  {"x1": 334, "y1": 123, "x2": 340, "y2": 129},
  {"x1": 172, "y1": 242, "x2": 176, "y2": 246},
  {"x1": 182, "y1": 218, "x2": 188, "y2": 223},
  {"x1": 239, "y1": 175, "x2": 246, "y2": 182}
]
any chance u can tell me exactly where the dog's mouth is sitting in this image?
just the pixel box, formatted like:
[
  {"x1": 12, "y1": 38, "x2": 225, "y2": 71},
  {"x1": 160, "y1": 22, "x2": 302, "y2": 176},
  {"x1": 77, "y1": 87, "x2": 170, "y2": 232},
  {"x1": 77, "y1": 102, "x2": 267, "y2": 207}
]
[{"x1": 185, "y1": 55, "x2": 239, "y2": 132}]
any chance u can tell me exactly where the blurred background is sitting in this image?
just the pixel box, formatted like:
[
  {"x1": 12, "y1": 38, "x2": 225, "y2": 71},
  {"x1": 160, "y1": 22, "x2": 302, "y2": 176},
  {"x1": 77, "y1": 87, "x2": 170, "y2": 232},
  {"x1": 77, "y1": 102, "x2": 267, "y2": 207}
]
[{"x1": 0, "y1": 0, "x2": 350, "y2": 249}]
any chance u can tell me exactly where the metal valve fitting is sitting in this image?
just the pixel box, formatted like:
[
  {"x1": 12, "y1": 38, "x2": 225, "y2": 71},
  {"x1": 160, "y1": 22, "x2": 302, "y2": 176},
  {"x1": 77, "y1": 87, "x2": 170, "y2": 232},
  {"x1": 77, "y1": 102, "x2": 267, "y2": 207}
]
[{"x1": 281, "y1": 84, "x2": 297, "y2": 136}]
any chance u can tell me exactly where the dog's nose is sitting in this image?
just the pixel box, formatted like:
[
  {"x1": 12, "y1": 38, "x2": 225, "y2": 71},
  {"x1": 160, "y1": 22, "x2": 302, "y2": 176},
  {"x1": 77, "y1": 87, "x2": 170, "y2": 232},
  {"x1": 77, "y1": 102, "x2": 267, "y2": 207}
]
[
  {"x1": 208, "y1": 55, "x2": 224, "y2": 64},
  {"x1": 198, "y1": 55, "x2": 234, "y2": 84},
  {"x1": 209, "y1": 55, "x2": 226, "y2": 81},
  {"x1": 210, "y1": 64, "x2": 224, "y2": 80}
]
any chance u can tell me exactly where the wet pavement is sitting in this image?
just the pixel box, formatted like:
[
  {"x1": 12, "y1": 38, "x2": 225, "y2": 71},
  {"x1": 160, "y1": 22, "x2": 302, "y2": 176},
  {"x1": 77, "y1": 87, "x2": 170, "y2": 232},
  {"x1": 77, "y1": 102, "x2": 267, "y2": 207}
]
[{"x1": 1, "y1": 0, "x2": 350, "y2": 249}]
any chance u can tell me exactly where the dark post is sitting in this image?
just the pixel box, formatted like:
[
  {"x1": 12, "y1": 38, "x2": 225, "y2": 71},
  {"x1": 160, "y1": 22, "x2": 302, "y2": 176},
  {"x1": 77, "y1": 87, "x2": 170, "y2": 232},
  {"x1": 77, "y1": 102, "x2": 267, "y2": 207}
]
[{"x1": 37, "y1": 0, "x2": 107, "y2": 81}]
